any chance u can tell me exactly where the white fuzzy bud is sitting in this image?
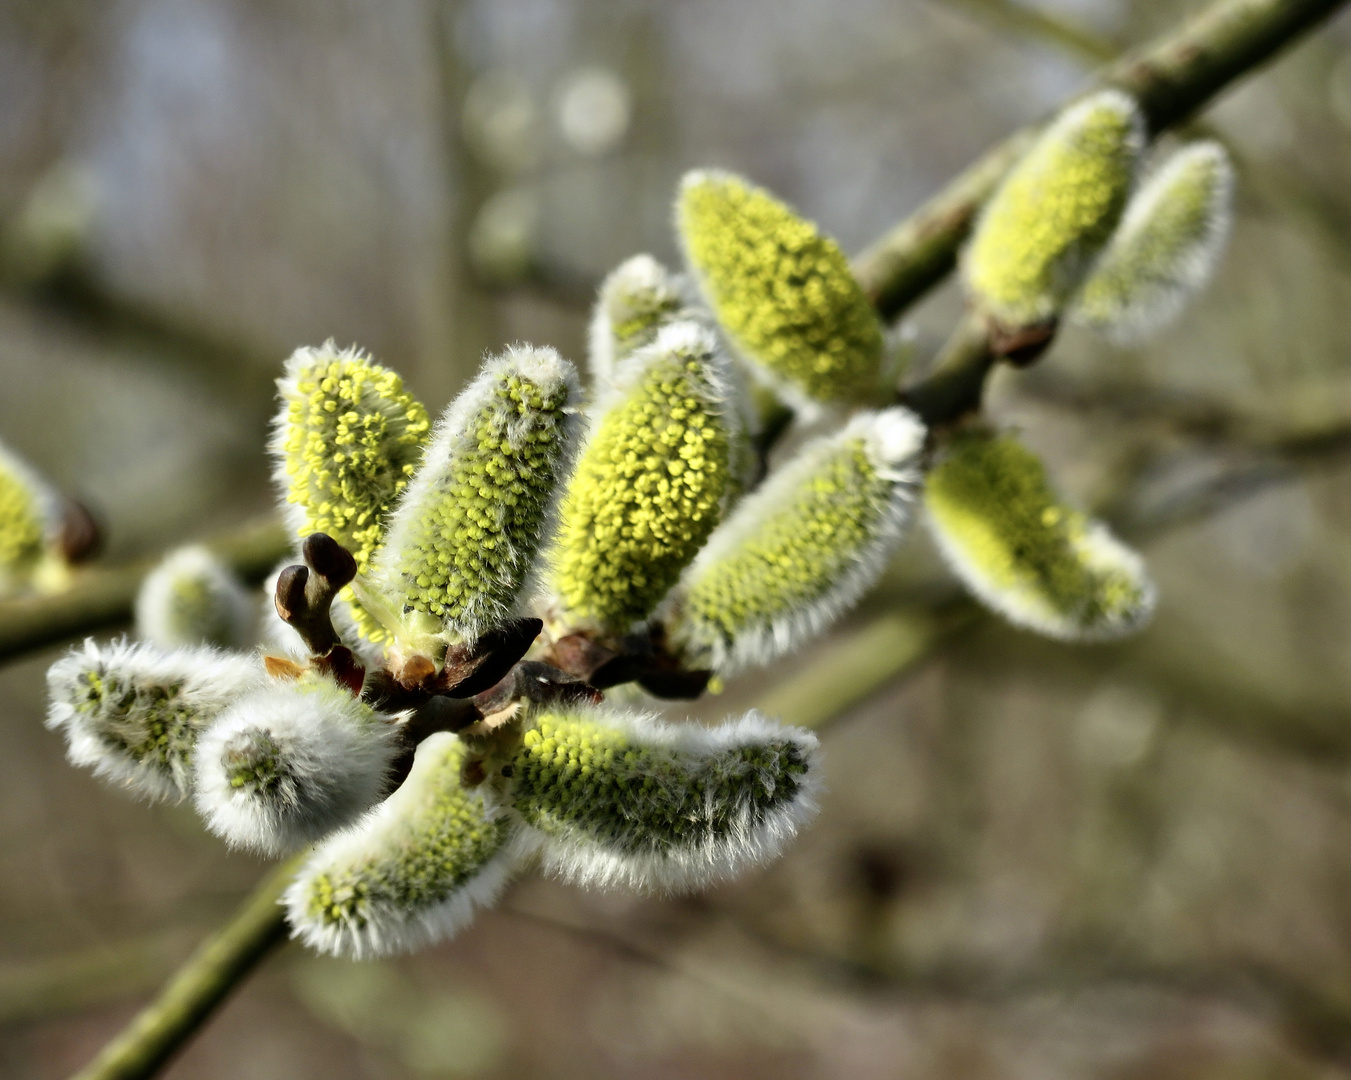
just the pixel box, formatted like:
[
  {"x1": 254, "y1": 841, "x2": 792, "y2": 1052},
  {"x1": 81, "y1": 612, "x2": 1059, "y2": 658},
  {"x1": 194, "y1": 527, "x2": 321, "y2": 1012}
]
[
  {"x1": 46, "y1": 639, "x2": 265, "y2": 801},
  {"x1": 667, "y1": 408, "x2": 925, "y2": 675},
  {"x1": 369, "y1": 345, "x2": 580, "y2": 651},
  {"x1": 924, "y1": 428, "x2": 1156, "y2": 641},
  {"x1": 0, "y1": 438, "x2": 65, "y2": 596},
  {"x1": 193, "y1": 675, "x2": 401, "y2": 856},
  {"x1": 135, "y1": 545, "x2": 253, "y2": 650},
  {"x1": 588, "y1": 254, "x2": 686, "y2": 387}
]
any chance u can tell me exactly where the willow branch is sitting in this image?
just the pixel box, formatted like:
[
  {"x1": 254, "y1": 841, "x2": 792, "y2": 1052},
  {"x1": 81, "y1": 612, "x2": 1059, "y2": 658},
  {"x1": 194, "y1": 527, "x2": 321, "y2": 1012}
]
[
  {"x1": 852, "y1": 0, "x2": 1347, "y2": 319},
  {"x1": 0, "y1": 0, "x2": 1340, "y2": 669},
  {"x1": 0, "y1": 521, "x2": 289, "y2": 664},
  {"x1": 42, "y1": 4, "x2": 1351, "y2": 1076},
  {"x1": 68, "y1": 857, "x2": 302, "y2": 1080},
  {"x1": 64, "y1": 412, "x2": 1350, "y2": 1080}
]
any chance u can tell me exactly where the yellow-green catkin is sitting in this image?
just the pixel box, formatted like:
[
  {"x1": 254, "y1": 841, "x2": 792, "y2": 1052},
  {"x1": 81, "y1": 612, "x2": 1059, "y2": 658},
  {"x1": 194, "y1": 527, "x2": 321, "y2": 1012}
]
[
  {"x1": 371, "y1": 346, "x2": 578, "y2": 650},
  {"x1": 508, "y1": 706, "x2": 820, "y2": 892},
  {"x1": 0, "y1": 439, "x2": 58, "y2": 596},
  {"x1": 284, "y1": 732, "x2": 517, "y2": 958},
  {"x1": 589, "y1": 254, "x2": 685, "y2": 387},
  {"x1": 965, "y1": 91, "x2": 1144, "y2": 329},
  {"x1": 548, "y1": 321, "x2": 737, "y2": 635},
  {"x1": 669, "y1": 408, "x2": 925, "y2": 675},
  {"x1": 1070, "y1": 141, "x2": 1234, "y2": 342},
  {"x1": 677, "y1": 170, "x2": 883, "y2": 407},
  {"x1": 924, "y1": 428, "x2": 1155, "y2": 640},
  {"x1": 271, "y1": 342, "x2": 431, "y2": 642}
]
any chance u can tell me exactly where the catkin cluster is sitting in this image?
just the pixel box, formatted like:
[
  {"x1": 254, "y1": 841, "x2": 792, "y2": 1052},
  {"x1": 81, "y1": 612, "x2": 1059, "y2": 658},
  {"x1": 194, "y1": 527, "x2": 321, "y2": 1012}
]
[{"x1": 39, "y1": 87, "x2": 1234, "y2": 963}]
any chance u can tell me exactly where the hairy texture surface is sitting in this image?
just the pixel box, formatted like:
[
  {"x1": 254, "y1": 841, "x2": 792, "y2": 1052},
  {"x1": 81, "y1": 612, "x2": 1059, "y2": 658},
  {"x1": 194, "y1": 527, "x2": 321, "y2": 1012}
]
[
  {"x1": 1071, "y1": 141, "x2": 1234, "y2": 342},
  {"x1": 372, "y1": 347, "x2": 578, "y2": 648},
  {"x1": 925, "y1": 428, "x2": 1155, "y2": 640},
  {"x1": 965, "y1": 91, "x2": 1143, "y2": 328},
  {"x1": 285, "y1": 733, "x2": 517, "y2": 959},
  {"x1": 509, "y1": 707, "x2": 820, "y2": 892},
  {"x1": 0, "y1": 439, "x2": 56, "y2": 594},
  {"x1": 271, "y1": 342, "x2": 431, "y2": 642},
  {"x1": 589, "y1": 254, "x2": 685, "y2": 387},
  {"x1": 677, "y1": 170, "x2": 883, "y2": 407},
  {"x1": 136, "y1": 545, "x2": 254, "y2": 650},
  {"x1": 46, "y1": 639, "x2": 265, "y2": 801},
  {"x1": 550, "y1": 322, "x2": 737, "y2": 634},
  {"x1": 670, "y1": 408, "x2": 925, "y2": 674},
  {"x1": 194, "y1": 675, "x2": 399, "y2": 856}
]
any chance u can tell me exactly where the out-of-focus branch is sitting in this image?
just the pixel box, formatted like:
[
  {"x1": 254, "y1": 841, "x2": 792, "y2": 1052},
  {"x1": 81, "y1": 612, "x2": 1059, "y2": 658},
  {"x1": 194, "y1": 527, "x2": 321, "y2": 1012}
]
[
  {"x1": 852, "y1": 0, "x2": 1348, "y2": 320},
  {"x1": 943, "y1": 0, "x2": 1117, "y2": 64},
  {"x1": 756, "y1": 601, "x2": 977, "y2": 733},
  {"x1": 0, "y1": 930, "x2": 191, "y2": 1026},
  {"x1": 0, "y1": 520, "x2": 288, "y2": 663}
]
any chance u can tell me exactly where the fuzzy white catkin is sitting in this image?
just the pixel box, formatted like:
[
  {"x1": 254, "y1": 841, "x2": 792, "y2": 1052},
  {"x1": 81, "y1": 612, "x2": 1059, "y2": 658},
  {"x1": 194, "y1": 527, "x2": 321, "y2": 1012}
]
[
  {"x1": 46, "y1": 638, "x2": 266, "y2": 801},
  {"x1": 508, "y1": 707, "x2": 822, "y2": 894},
  {"x1": 1069, "y1": 141, "x2": 1234, "y2": 342},
  {"x1": 667, "y1": 407, "x2": 926, "y2": 675},
  {"x1": 285, "y1": 732, "x2": 519, "y2": 959},
  {"x1": 193, "y1": 675, "x2": 400, "y2": 856},
  {"x1": 548, "y1": 319, "x2": 743, "y2": 635},
  {"x1": 135, "y1": 545, "x2": 254, "y2": 650}
]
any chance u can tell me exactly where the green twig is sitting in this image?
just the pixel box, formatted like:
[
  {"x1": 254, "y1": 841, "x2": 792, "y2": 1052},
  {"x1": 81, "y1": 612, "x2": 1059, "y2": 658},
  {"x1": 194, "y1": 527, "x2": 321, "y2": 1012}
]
[
  {"x1": 852, "y1": 0, "x2": 1347, "y2": 319},
  {"x1": 50, "y1": 1, "x2": 1350, "y2": 1076},
  {"x1": 899, "y1": 309, "x2": 997, "y2": 426},
  {"x1": 60, "y1": 415, "x2": 1350, "y2": 1080},
  {"x1": 69, "y1": 857, "x2": 302, "y2": 1080}
]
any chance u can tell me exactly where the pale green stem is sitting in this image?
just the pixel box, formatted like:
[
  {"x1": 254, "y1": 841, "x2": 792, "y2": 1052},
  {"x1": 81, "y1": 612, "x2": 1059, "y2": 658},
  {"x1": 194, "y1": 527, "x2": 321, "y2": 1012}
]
[{"x1": 68, "y1": 856, "x2": 303, "y2": 1080}]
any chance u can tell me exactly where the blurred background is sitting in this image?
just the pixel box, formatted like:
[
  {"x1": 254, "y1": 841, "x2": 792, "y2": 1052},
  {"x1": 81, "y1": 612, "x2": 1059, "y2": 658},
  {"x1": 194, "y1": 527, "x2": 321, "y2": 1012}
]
[{"x1": 1, "y1": 0, "x2": 1350, "y2": 1076}]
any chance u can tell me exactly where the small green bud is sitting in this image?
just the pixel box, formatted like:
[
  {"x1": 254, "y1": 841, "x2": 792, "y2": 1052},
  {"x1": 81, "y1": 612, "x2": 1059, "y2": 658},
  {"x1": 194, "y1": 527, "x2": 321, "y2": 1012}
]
[
  {"x1": 509, "y1": 706, "x2": 820, "y2": 892},
  {"x1": 669, "y1": 408, "x2": 926, "y2": 675},
  {"x1": 135, "y1": 545, "x2": 253, "y2": 649},
  {"x1": 589, "y1": 254, "x2": 685, "y2": 387},
  {"x1": 548, "y1": 321, "x2": 739, "y2": 634},
  {"x1": 194, "y1": 674, "x2": 400, "y2": 856},
  {"x1": 965, "y1": 91, "x2": 1144, "y2": 329},
  {"x1": 371, "y1": 345, "x2": 579, "y2": 650},
  {"x1": 0, "y1": 438, "x2": 63, "y2": 596},
  {"x1": 285, "y1": 732, "x2": 518, "y2": 958},
  {"x1": 46, "y1": 639, "x2": 266, "y2": 801},
  {"x1": 1070, "y1": 141, "x2": 1234, "y2": 342},
  {"x1": 676, "y1": 169, "x2": 884, "y2": 407},
  {"x1": 924, "y1": 428, "x2": 1155, "y2": 640},
  {"x1": 271, "y1": 342, "x2": 432, "y2": 643}
]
